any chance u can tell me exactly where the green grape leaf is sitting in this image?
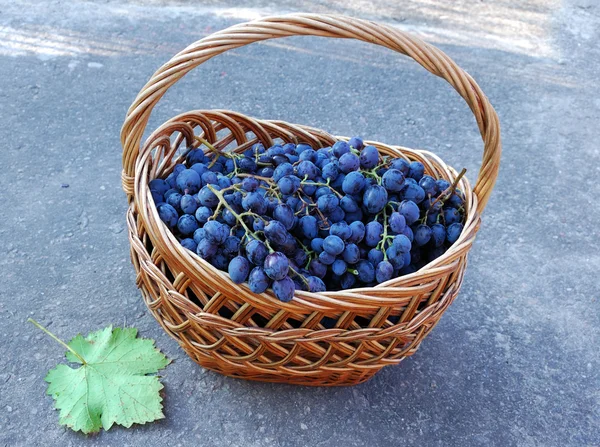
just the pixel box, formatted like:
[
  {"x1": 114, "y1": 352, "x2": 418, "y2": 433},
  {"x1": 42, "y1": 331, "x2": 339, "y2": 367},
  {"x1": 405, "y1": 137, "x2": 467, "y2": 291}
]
[{"x1": 31, "y1": 320, "x2": 170, "y2": 434}]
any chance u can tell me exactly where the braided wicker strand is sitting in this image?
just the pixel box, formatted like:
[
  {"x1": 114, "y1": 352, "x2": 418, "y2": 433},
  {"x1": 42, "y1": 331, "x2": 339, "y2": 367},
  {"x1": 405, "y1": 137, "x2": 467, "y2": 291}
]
[{"x1": 121, "y1": 14, "x2": 501, "y2": 386}]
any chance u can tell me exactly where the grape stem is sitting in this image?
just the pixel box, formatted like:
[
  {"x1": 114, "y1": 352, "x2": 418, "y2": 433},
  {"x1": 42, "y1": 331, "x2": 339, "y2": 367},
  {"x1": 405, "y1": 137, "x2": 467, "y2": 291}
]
[
  {"x1": 207, "y1": 185, "x2": 260, "y2": 241},
  {"x1": 428, "y1": 168, "x2": 467, "y2": 212},
  {"x1": 28, "y1": 318, "x2": 87, "y2": 365}
]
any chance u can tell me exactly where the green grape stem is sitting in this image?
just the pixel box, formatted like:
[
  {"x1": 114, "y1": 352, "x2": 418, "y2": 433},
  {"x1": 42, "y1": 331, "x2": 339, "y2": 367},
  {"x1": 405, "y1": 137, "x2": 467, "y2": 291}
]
[{"x1": 27, "y1": 318, "x2": 87, "y2": 365}]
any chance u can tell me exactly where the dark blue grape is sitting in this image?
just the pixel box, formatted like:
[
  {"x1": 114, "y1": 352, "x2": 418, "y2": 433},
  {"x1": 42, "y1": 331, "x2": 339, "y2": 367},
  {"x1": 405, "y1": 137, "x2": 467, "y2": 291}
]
[
  {"x1": 193, "y1": 228, "x2": 206, "y2": 243},
  {"x1": 435, "y1": 179, "x2": 451, "y2": 192},
  {"x1": 363, "y1": 185, "x2": 388, "y2": 214},
  {"x1": 322, "y1": 162, "x2": 340, "y2": 181},
  {"x1": 180, "y1": 238, "x2": 197, "y2": 252},
  {"x1": 310, "y1": 238, "x2": 324, "y2": 253},
  {"x1": 342, "y1": 243, "x2": 360, "y2": 264},
  {"x1": 332, "y1": 259, "x2": 347, "y2": 276},
  {"x1": 166, "y1": 192, "x2": 182, "y2": 212},
  {"x1": 356, "y1": 260, "x2": 375, "y2": 283},
  {"x1": 273, "y1": 276, "x2": 295, "y2": 302},
  {"x1": 198, "y1": 185, "x2": 219, "y2": 208},
  {"x1": 298, "y1": 148, "x2": 316, "y2": 162},
  {"x1": 228, "y1": 256, "x2": 250, "y2": 284},
  {"x1": 267, "y1": 144, "x2": 285, "y2": 156},
  {"x1": 317, "y1": 194, "x2": 340, "y2": 214},
  {"x1": 176, "y1": 169, "x2": 201, "y2": 194},
  {"x1": 349, "y1": 136, "x2": 364, "y2": 150},
  {"x1": 307, "y1": 276, "x2": 326, "y2": 292},
  {"x1": 402, "y1": 182, "x2": 425, "y2": 203},
  {"x1": 186, "y1": 148, "x2": 206, "y2": 166},
  {"x1": 299, "y1": 215, "x2": 318, "y2": 239},
  {"x1": 238, "y1": 156, "x2": 257, "y2": 173},
  {"x1": 253, "y1": 218, "x2": 265, "y2": 232},
  {"x1": 264, "y1": 252, "x2": 289, "y2": 280},
  {"x1": 390, "y1": 158, "x2": 410, "y2": 175},
  {"x1": 149, "y1": 179, "x2": 169, "y2": 197},
  {"x1": 248, "y1": 267, "x2": 270, "y2": 293},
  {"x1": 296, "y1": 143, "x2": 312, "y2": 154},
  {"x1": 443, "y1": 207, "x2": 461, "y2": 225},
  {"x1": 323, "y1": 235, "x2": 345, "y2": 256},
  {"x1": 348, "y1": 221, "x2": 365, "y2": 244},
  {"x1": 419, "y1": 175, "x2": 437, "y2": 196},
  {"x1": 389, "y1": 212, "x2": 406, "y2": 233},
  {"x1": 241, "y1": 176, "x2": 259, "y2": 191},
  {"x1": 196, "y1": 238, "x2": 217, "y2": 259},
  {"x1": 375, "y1": 260, "x2": 394, "y2": 283},
  {"x1": 277, "y1": 175, "x2": 300, "y2": 195},
  {"x1": 329, "y1": 206, "x2": 345, "y2": 223},
  {"x1": 309, "y1": 259, "x2": 327, "y2": 278},
  {"x1": 393, "y1": 234, "x2": 412, "y2": 253},
  {"x1": 201, "y1": 171, "x2": 218, "y2": 186},
  {"x1": 318, "y1": 251, "x2": 336, "y2": 265},
  {"x1": 177, "y1": 214, "x2": 199, "y2": 236},
  {"x1": 365, "y1": 221, "x2": 383, "y2": 247},
  {"x1": 340, "y1": 195, "x2": 360, "y2": 213},
  {"x1": 386, "y1": 245, "x2": 405, "y2": 270},
  {"x1": 180, "y1": 194, "x2": 198, "y2": 215},
  {"x1": 204, "y1": 220, "x2": 229, "y2": 244},
  {"x1": 296, "y1": 160, "x2": 320, "y2": 180},
  {"x1": 382, "y1": 169, "x2": 405, "y2": 192},
  {"x1": 446, "y1": 222, "x2": 463, "y2": 244},
  {"x1": 273, "y1": 163, "x2": 294, "y2": 182},
  {"x1": 398, "y1": 200, "x2": 420, "y2": 225},
  {"x1": 408, "y1": 161, "x2": 425, "y2": 181},
  {"x1": 165, "y1": 172, "x2": 178, "y2": 188},
  {"x1": 342, "y1": 171, "x2": 366, "y2": 195},
  {"x1": 273, "y1": 204, "x2": 295, "y2": 230},
  {"x1": 332, "y1": 141, "x2": 350, "y2": 158},
  {"x1": 402, "y1": 225, "x2": 414, "y2": 242},
  {"x1": 338, "y1": 152, "x2": 360, "y2": 173},
  {"x1": 246, "y1": 239, "x2": 269, "y2": 266},
  {"x1": 359, "y1": 145, "x2": 379, "y2": 169},
  {"x1": 430, "y1": 223, "x2": 446, "y2": 247},
  {"x1": 448, "y1": 193, "x2": 463, "y2": 208},
  {"x1": 368, "y1": 248, "x2": 384, "y2": 266},
  {"x1": 242, "y1": 192, "x2": 267, "y2": 215},
  {"x1": 264, "y1": 220, "x2": 288, "y2": 245},
  {"x1": 163, "y1": 188, "x2": 179, "y2": 201},
  {"x1": 157, "y1": 203, "x2": 178, "y2": 228},
  {"x1": 414, "y1": 224, "x2": 432, "y2": 246},
  {"x1": 339, "y1": 272, "x2": 356, "y2": 289},
  {"x1": 195, "y1": 206, "x2": 212, "y2": 225},
  {"x1": 329, "y1": 221, "x2": 351, "y2": 240}
]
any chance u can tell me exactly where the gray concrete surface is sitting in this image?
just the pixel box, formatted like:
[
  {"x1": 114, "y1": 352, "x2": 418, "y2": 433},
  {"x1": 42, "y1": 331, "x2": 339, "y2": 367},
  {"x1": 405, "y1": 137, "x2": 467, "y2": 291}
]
[{"x1": 1, "y1": 0, "x2": 599, "y2": 445}]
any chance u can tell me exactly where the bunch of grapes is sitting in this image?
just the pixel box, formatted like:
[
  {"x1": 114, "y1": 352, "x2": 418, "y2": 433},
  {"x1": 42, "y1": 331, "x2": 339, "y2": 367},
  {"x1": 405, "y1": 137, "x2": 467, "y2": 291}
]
[{"x1": 149, "y1": 137, "x2": 465, "y2": 302}]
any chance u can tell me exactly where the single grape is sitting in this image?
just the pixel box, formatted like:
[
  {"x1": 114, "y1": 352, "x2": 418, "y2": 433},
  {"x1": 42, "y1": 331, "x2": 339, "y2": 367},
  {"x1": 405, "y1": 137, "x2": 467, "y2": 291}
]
[
  {"x1": 246, "y1": 239, "x2": 269, "y2": 266},
  {"x1": 308, "y1": 259, "x2": 327, "y2": 278},
  {"x1": 332, "y1": 259, "x2": 348, "y2": 276},
  {"x1": 390, "y1": 158, "x2": 410, "y2": 175},
  {"x1": 323, "y1": 235, "x2": 345, "y2": 255},
  {"x1": 193, "y1": 228, "x2": 206, "y2": 243},
  {"x1": 264, "y1": 252, "x2": 290, "y2": 280},
  {"x1": 223, "y1": 235, "x2": 241, "y2": 255},
  {"x1": 365, "y1": 221, "x2": 383, "y2": 247},
  {"x1": 157, "y1": 203, "x2": 178, "y2": 228},
  {"x1": 176, "y1": 169, "x2": 201, "y2": 194},
  {"x1": 348, "y1": 221, "x2": 365, "y2": 244},
  {"x1": 398, "y1": 200, "x2": 420, "y2": 225},
  {"x1": 318, "y1": 251, "x2": 336, "y2": 265},
  {"x1": 264, "y1": 220, "x2": 288, "y2": 245},
  {"x1": 296, "y1": 160, "x2": 320, "y2": 180},
  {"x1": 443, "y1": 207, "x2": 461, "y2": 225},
  {"x1": 273, "y1": 204, "x2": 295, "y2": 230},
  {"x1": 389, "y1": 212, "x2": 406, "y2": 234},
  {"x1": 340, "y1": 195, "x2": 360, "y2": 213},
  {"x1": 356, "y1": 260, "x2": 375, "y2": 283},
  {"x1": 195, "y1": 206, "x2": 212, "y2": 225},
  {"x1": 430, "y1": 223, "x2": 446, "y2": 247},
  {"x1": 368, "y1": 248, "x2": 384, "y2": 266},
  {"x1": 359, "y1": 145, "x2": 379, "y2": 169},
  {"x1": 349, "y1": 136, "x2": 364, "y2": 150},
  {"x1": 340, "y1": 272, "x2": 356, "y2": 289},
  {"x1": 272, "y1": 276, "x2": 295, "y2": 302},
  {"x1": 180, "y1": 238, "x2": 197, "y2": 252},
  {"x1": 419, "y1": 175, "x2": 437, "y2": 196},
  {"x1": 196, "y1": 238, "x2": 218, "y2": 259},
  {"x1": 149, "y1": 179, "x2": 169, "y2": 197},
  {"x1": 166, "y1": 192, "x2": 182, "y2": 212},
  {"x1": 186, "y1": 148, "x2": 206, "y2": 166},
  {"x1": 307, "y1": 276, "x2": 327, "y2": 292},
  {"x1": 298, "y1": 215, "x2": 319, "y2": 239},
  {"x1": 393, "y1": 234, "x2": 412, "y2": 253},
  {"x1": 363, "y1": 185, "x2": 388, "y2": 214},
  {"x1": 177, "y1": 214, "x2": 199, "y2": 236},
  {"x1": 446, "y1": 222, "x2": 463, "y2": 244},
  {"x1": 342, "y1": 171, "x2": 366, "y2": 195},
  {"x1": 407, "y1": 161, "x2": 425, "y2": 181},
  {"x1": 248, "y1": 267, "x2": 270, "y2": 293},
  {"x1": 382, "y1": 169, "x2": 405, "y2": 192},
  {"x1": 180, "y1": 194, "x2": 198, "y2": 215},
  {"x1": 317, "y1": 194, "x2": 340, "y2": 214},
  {"x1": 204, "y1": 220, "x2": 229, "y2": 244},
  {"x1": 228, "y1": 256, "x2": 250, "y2": 284},
  {"x1": 330, "y1": 221, "x2": 352, "y2": 240},
  {"x1": 310, "y1": 238, "x2": 324, "y2": 253},
  {"x1": 375, "y1": 260, "x2": 394, "y2": 283},
  {"x1": 277, "y1": 175, "x2": 301, "y2": 195},
  {"x1": 435, "y1": 179, "x2": 451, "y2": 192},
  {"x1": 342, "y1": 243, "x2": 360, "y2": 264},
  {"x1": 242, "y1": 176, "x2": 259, "y2": 192},
  {"x1": 242, "y1": 192, "x2": 268, "y2": 215},
  {"x1": 414, "y1": 224, "x2": 432, "y2": 247},
  {"x1": 322, "y1": 162, "x2": 340, "y2": 181},
  {"x1": 201, "y1": 171, "x2": 218, "y2": 186},
  {"x1": 338, "y1": 152, "x2": 360, "y2": 173},
  {"x1": 332, "y1": 141, "x2": 351, "y2": 158},
  {"x1": 273, "y1": 163, "x2": 294, "y2": 182},
  {"x1": 198, "y1": 185, "x2": 219, "y2": 208}
]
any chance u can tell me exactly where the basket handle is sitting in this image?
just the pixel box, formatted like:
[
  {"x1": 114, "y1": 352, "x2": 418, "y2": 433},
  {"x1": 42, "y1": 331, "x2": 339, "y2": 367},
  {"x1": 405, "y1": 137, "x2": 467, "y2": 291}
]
[{"x1": 121, "y1": 13, "x2": 501, "y2": 214}]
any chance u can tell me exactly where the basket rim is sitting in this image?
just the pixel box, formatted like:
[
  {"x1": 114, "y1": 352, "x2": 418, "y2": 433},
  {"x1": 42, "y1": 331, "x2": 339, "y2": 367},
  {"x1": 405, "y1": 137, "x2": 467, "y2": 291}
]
[{"x1": 129, "y1": 110, "x2": 480, "y2": 312}]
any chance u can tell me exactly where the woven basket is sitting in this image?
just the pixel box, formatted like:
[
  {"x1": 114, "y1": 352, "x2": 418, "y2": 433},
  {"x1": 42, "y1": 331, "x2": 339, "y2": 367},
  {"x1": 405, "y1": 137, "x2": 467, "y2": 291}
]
[{"x1": 121, "y1": 14, "x2": 501, "y2": 386}]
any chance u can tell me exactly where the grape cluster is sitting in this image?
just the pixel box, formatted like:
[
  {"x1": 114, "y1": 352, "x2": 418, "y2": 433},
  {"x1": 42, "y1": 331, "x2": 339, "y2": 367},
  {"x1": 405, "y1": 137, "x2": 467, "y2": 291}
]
[{"x1": 149, "y1": 137, "x2": 465, "y2": 302}]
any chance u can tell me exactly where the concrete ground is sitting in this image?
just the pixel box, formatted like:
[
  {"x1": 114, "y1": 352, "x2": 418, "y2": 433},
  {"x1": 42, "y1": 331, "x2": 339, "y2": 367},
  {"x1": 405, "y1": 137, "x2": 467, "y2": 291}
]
[{"x1": 1, "y1": 0, "x2": 599, "y2": 445}]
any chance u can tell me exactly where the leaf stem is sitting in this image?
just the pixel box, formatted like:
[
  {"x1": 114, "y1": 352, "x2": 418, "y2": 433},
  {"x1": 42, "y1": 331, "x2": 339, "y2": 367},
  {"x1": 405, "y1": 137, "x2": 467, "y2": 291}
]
[{"x1": 28, "y1": 318, "x2": 87, "y2": 365}]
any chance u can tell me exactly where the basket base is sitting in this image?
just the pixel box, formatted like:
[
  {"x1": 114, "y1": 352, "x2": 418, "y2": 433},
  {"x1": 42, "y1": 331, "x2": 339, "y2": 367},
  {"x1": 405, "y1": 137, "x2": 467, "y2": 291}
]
[{"x1": 184, "y1": 345, "x2": 388, "y2": 387}]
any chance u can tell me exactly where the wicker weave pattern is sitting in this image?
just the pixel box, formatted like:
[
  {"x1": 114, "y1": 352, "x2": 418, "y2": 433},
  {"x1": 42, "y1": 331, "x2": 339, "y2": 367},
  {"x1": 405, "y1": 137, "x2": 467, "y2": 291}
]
[{"x1": 121, "y1": 14, "x2": 501, "y2": 386}]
